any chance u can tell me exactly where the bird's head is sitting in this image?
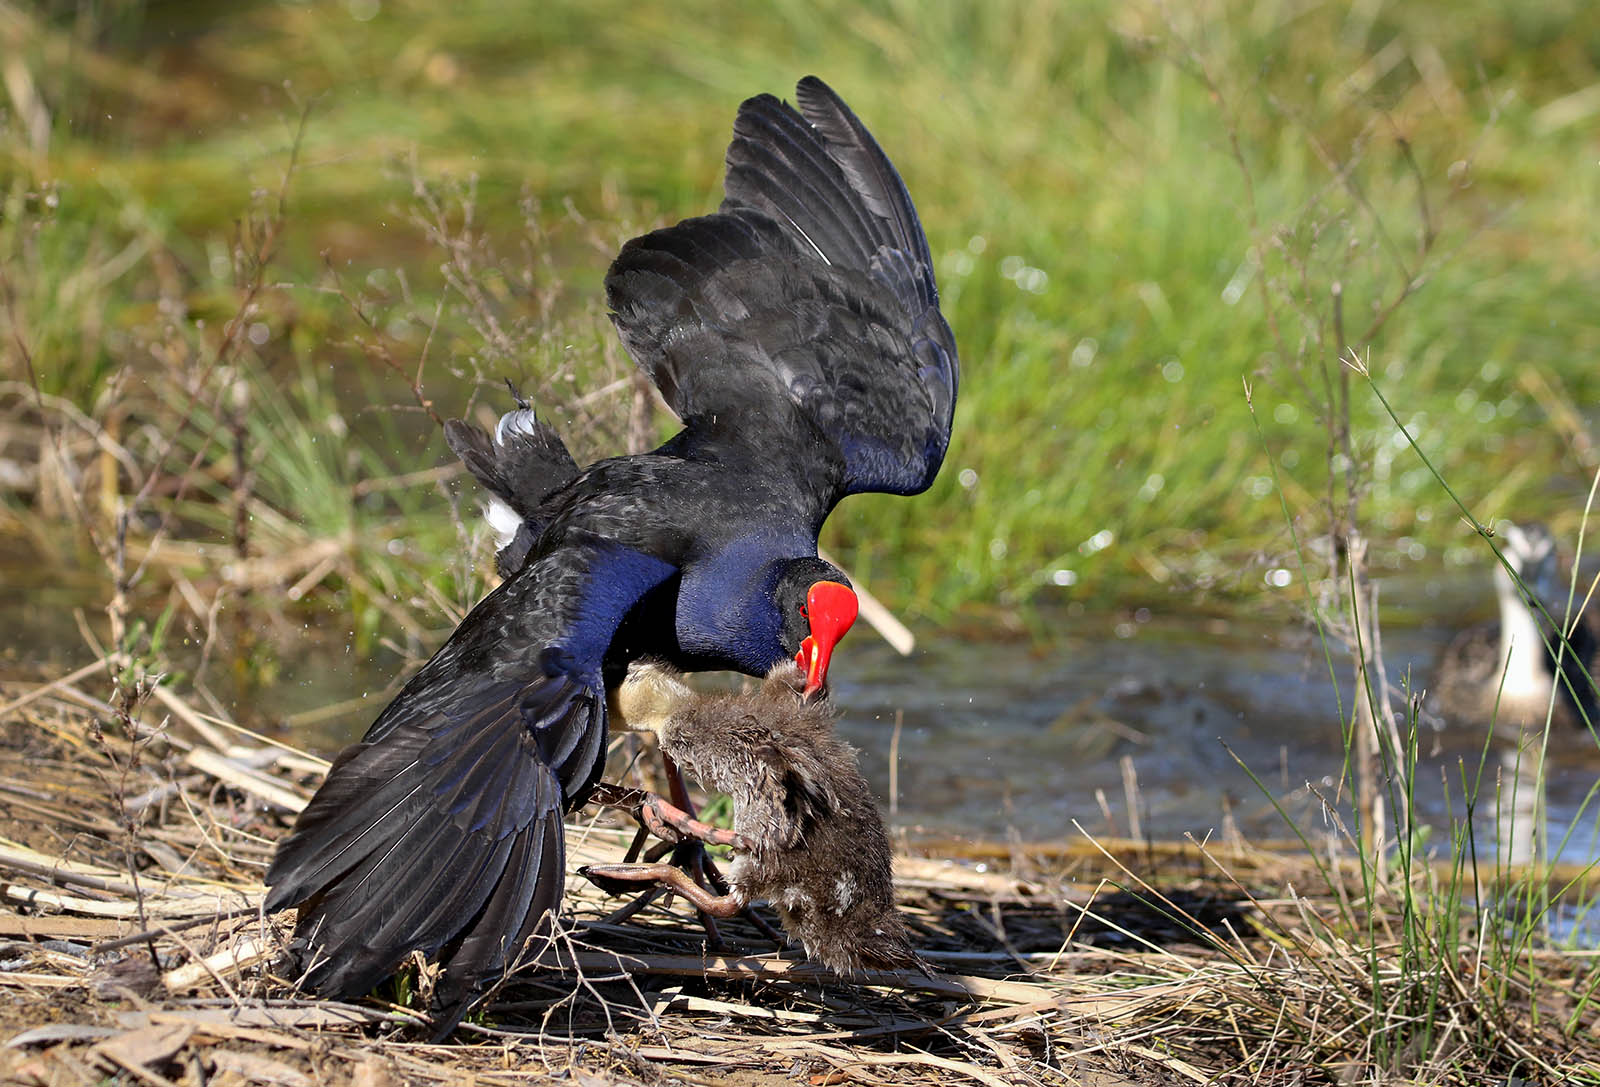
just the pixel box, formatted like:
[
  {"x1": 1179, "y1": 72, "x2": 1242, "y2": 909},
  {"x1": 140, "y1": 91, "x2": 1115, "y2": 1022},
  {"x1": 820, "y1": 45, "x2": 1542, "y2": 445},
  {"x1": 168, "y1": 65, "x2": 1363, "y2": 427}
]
[
  {"x1": 608, "y1": 661, "x2": 693, "y2": 740},
  {"x1": 773, "y1": 557, "x2": 859, "y2": 700},
  {"x1": 1497, "y1": 523, "x2": 1559, "y2": 597}
]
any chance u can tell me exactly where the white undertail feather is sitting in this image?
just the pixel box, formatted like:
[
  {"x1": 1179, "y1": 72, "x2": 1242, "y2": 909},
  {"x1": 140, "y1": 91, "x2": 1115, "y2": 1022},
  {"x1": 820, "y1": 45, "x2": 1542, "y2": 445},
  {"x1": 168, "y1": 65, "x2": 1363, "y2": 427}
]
[
  {"x1": 494, "y1": 406, "x2": 541, "y2": 447},
  {"x1": 484, "y1": 497, "x2": 522, "y2": 552},
  {"x1": 478, "y1": 406, "x2": 546, "y2": 551}
]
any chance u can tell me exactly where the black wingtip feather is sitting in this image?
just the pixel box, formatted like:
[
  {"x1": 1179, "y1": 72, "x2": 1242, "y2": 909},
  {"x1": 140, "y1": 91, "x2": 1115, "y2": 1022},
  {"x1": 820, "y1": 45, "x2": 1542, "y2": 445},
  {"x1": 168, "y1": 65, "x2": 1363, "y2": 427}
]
[
  {"x1": 267, "y1": 671, "x2": 598, "y2": 1005},
  {"x1": 792, "y1": 76, "x2": 934, "y2": 276},
  {"x1": 724, "y1": 100, "x2": 878, "y2": 269},
  {"x1": 431, "y1": 809, "x2": 564, "y2": 1032}
]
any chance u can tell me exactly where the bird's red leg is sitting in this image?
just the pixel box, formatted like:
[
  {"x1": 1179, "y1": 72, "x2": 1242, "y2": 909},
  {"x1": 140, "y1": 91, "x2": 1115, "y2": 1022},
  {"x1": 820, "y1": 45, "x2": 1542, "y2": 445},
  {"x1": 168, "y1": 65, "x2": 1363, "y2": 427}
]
[
  {"x1": 660, "y1": 755, "x2": 755, "y2": 946},
  {"x1": 579, "y1": 863, "x2": 744, "y2": 918},
  {"x1": 644, "y1": 794, "x2": 748, "y2": 849},
  {"x1": 587, "y1": 782, "x2": 749, "y2": 850},
  {"x1": 662, "y1": 753, "x2": 694, "y2": 811},
  {"x1": 583, "y1": 785, "x2": 677, "y2": 925},
  {"x1": 589, "y1": 781, "x2": 685, "y2": 845},
  {"x1": 587, "y1": 781, "x2": 651, "y2": 810},
  {"x1": 586, "y1": 782, "x2": 740, "y2": 930},
  {"x1": 586, "y1": 776, "x2": 783, "y2": 946},
  {"x1": 661, "y1": 757, "x2": 737, "y2": 877}
]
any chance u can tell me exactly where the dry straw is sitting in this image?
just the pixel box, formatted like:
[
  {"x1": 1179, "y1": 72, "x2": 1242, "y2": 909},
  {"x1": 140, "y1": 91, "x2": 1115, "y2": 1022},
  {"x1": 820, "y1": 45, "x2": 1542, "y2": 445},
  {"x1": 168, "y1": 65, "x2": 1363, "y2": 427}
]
[{"x1": 0, "y1": 671, "x2": 1595, "y2": 1086}]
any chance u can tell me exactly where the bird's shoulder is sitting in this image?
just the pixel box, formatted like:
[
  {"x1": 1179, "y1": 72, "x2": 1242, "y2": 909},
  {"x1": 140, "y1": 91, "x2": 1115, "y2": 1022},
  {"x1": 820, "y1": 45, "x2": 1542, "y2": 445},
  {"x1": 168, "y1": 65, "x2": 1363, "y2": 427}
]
[{"x1": 538, "y1": 448, "x2": 821, "y2": 555}]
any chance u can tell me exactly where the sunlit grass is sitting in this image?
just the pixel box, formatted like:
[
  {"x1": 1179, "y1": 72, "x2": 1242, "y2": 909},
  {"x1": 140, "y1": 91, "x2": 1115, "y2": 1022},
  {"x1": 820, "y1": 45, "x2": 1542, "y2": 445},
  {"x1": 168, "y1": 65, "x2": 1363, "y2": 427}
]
[
  {"x1": 3, "y1": 6, "x2": 1598, "y2": 1074},
  {"x1": 3, "y1": 0, "x2": 1597, "y2": 628}
]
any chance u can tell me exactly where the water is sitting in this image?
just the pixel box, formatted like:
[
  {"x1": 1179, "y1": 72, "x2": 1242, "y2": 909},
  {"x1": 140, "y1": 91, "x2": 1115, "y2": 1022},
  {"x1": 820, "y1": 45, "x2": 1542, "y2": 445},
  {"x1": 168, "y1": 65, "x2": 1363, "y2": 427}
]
[
  {"x1": 829, "y1": 603, "x2": 1600, "y2": 867},
  {"x1": 6, "y1": 550, "x2": 1598, "y2": 867}
]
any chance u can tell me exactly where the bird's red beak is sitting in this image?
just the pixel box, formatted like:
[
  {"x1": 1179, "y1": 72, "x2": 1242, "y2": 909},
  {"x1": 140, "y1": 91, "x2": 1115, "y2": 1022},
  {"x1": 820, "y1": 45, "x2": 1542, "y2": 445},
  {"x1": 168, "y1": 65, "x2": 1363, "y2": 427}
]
[{"x1": 795, "y1": 580, "x2": 858, "y2": 699}]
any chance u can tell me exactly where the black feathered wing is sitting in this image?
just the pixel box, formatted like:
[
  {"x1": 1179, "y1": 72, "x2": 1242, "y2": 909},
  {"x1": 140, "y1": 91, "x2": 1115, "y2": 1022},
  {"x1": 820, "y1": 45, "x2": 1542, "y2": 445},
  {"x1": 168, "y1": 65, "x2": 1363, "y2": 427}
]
[
  {"x1": 606, "y1": 77, "x2": 958, "y2": 504},
  {"x1": 727, "y1": 77, "x2": 940, "y2": 337},
  {"x1": 265, "y1": 682, "x2": 572, "y2": 1004},
  {"x1": 265, "y1": 539, "x2": 675, "y2": 1012}
]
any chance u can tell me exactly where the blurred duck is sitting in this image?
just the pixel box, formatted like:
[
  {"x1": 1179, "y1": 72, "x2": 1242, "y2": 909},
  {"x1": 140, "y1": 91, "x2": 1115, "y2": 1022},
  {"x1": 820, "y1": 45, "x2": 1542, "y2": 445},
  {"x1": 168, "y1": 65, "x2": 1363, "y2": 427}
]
[
  {"x1": 585, "y1": 661, "x2": 923, "y2": 974},
  {"x1": 1432, "y1": 523, "x2": 1599, "y2": 734}
]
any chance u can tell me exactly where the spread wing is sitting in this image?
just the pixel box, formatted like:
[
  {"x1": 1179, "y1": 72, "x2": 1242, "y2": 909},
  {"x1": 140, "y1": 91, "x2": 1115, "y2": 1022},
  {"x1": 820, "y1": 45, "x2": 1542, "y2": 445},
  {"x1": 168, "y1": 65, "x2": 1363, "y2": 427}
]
[
  {"x1": 606, "y1": 76, "x2": 958, "y2": 504},
  {"x1": 265, "y1": 540, "x2": 675, "y2": 1014}
]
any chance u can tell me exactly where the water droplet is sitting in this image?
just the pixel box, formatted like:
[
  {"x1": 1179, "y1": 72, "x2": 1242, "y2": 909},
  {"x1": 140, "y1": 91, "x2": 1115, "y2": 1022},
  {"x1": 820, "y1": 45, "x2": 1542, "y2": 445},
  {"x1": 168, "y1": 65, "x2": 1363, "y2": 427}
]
[{"x1": 1080, "y1": 529, "x2": 1115, "y2": 555}]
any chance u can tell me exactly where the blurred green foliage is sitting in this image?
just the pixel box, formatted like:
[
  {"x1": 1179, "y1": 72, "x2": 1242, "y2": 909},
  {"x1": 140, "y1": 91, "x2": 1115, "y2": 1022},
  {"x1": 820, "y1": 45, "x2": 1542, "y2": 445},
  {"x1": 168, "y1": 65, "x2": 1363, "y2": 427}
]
[{"x1": 2, "y1": 0, "x2": 1597, "y2": 634}]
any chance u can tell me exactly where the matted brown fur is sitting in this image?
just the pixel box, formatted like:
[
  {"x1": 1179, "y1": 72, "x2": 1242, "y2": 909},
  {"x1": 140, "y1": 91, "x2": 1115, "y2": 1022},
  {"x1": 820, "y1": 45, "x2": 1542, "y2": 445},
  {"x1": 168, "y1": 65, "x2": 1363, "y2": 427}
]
[{"x1": 612, "y1": 662, "x2": 922, "y2": 972}]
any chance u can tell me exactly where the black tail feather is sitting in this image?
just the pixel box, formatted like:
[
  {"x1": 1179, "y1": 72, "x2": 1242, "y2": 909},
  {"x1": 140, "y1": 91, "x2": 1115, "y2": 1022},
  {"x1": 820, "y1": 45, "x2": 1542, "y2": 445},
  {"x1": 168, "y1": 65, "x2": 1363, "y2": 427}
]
[{"x1": 444, "y1": 400, "x2": 580, "y2": 575}]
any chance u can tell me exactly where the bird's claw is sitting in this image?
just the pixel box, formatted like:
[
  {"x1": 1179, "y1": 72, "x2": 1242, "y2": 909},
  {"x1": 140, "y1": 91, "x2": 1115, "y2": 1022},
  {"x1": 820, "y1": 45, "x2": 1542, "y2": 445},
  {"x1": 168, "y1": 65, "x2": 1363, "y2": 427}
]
[
  {"x1": 578, "y1": 863, "x2": 656, "y2": 897},
  {"x1": 579, "y1": 862, "x2": 743, "y2": 918},
  {"x1": 587, "y1": 781, "x2": 749, "y2": 851},
  {"x1": 584, "y1": 780, "x2": 779, "y2": 946}
]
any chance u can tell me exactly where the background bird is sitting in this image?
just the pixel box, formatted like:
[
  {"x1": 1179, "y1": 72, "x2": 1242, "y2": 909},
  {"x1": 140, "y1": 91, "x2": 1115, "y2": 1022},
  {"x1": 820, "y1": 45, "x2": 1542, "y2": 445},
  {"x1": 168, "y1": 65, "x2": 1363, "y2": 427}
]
[
  {"x1": 265, "y1": 75, "x2": 958, "y2": 1024},
  {"x1": 1432, "y1": 522, "x2": 1599, "y2": 735}
]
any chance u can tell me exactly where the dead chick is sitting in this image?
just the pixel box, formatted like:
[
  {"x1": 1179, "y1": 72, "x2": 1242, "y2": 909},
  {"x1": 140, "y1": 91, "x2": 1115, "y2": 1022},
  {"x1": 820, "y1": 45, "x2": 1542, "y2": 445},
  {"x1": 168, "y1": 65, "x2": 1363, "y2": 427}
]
[{"x1": 585, "y1": 661, "x2": 922, "y2": 973}]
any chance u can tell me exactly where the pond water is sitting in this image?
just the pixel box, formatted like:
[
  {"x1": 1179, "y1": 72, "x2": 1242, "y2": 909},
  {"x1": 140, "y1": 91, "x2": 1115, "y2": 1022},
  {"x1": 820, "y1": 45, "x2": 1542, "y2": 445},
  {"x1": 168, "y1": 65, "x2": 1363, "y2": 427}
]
[
  {"x1": 254, "y1": 575, "x2": 1599, "y2": 868},
  {"x1": 5, "y1": 549, "x2": 1598, "y2": 868},
  {"x1": 831, "y1": 593, "x2": 1600, "y2": 868}
]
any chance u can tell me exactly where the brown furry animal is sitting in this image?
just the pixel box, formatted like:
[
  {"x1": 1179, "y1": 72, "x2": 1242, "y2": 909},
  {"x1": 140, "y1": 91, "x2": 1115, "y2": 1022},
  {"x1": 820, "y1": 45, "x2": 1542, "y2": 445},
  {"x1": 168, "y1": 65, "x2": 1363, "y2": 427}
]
[{"x1": 586, "y1": 662, "x2": 922, "y2": 973}]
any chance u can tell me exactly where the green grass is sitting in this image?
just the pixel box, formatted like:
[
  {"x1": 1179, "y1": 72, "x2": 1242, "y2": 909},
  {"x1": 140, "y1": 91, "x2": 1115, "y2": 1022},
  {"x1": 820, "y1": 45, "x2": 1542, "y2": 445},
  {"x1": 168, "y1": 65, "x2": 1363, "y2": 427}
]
[
  {"x1": 3, "y1": 0, "x2": 1598, "y2": 631},
  {"x1": 1219, "y1": 409, "x2": 1600, "y2": 1082}
]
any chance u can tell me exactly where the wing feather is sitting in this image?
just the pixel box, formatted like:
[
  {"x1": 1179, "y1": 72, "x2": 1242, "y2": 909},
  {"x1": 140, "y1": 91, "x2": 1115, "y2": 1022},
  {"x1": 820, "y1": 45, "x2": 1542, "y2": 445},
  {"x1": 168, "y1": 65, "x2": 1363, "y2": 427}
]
[
  {"x1": 266, "y1": 543, "x2": 674, "y2": 1007},
  {"x1": 607, "y1": 78, "x2": 958, "y2": 503}
]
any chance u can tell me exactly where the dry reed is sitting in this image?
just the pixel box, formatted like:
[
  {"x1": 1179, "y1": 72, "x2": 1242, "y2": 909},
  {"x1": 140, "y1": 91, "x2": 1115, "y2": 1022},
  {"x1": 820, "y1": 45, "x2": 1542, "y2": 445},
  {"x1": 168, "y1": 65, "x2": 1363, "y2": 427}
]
[{"x1": 0, "y1": 669, "x2": 1595, "y2": 1086}]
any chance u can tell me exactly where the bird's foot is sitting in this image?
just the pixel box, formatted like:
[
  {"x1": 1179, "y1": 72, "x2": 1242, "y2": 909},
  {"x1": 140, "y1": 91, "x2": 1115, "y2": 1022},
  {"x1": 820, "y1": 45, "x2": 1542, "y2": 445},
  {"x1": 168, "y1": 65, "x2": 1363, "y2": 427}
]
[
  {"x1": 653, "y1": 836, "x2": 786, "y2": 949},
  {"x1": 578, "y1": 862, "x2": 744, "y2": 918},
  {"x1": 586, "y1": 781, "x2": 750, "y2": 851},
  {"x1": 584, "y1": 781, "x2": 783, "y2": 947},
  {"x1": 653, "y1": 755, "x2": 784, "y2": 946}
]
